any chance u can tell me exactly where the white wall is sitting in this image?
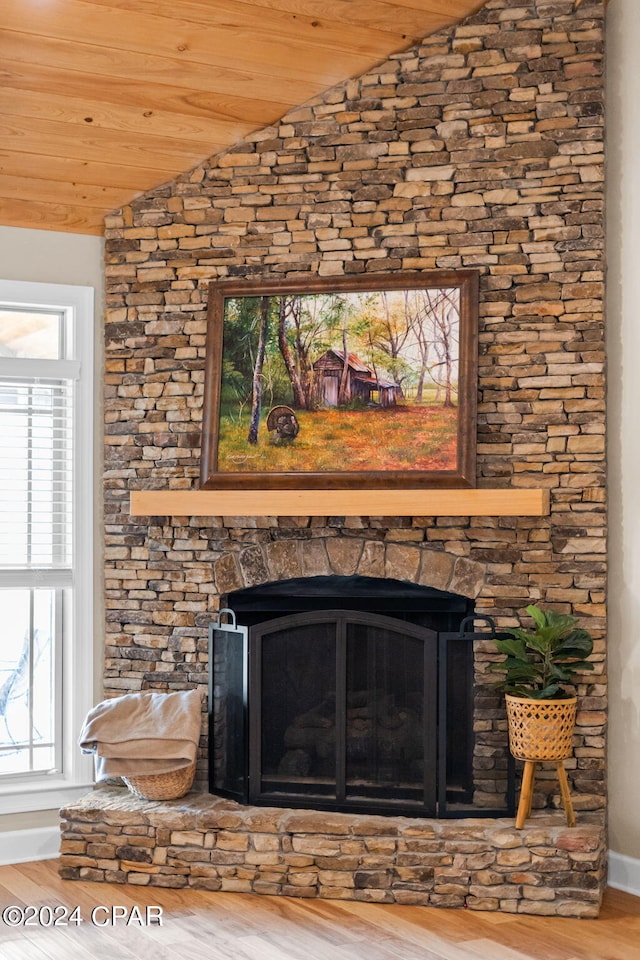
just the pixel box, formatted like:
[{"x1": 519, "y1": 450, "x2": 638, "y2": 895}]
[
  {"x1": 0, "y1": 226, "x2": 104, "y2": 836},
  {"x1": 607, "y1": 0, "x2": 640, "y2": 867},
  {"x1": 0, "y1": 225, "x2": 104, "y2": 292}
]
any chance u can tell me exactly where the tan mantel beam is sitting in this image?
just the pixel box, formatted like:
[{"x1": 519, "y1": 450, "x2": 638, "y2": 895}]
[{"x1": 130, "y1": 488, "x2": 550, "y2": 518}]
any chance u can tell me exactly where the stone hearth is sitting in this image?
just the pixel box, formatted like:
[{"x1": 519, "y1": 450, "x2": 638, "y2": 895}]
[{"x1": 60, "y1": 788, "x2": 605, "y2": 917}]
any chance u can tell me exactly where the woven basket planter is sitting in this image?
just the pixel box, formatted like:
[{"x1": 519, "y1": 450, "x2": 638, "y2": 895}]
[
  {"x1": 505, "y1": 695, "x2": 577, "y2": 762},
  {"x1": 122, "y1": 761, "x2": 196, "y2": 801}
]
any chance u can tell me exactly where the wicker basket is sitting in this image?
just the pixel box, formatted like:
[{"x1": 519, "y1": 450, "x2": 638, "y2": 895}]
[
  {"x1": 505, "y1": 695, "x2": 577, "y2": 762},
  {"x1": 122, "y1": 762, "x2": 196, "y2": 801}
]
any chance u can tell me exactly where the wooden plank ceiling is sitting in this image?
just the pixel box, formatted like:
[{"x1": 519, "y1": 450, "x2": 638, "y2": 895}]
[{"x1": 0, "y1": 0, "x2": 486, "y2": 236}]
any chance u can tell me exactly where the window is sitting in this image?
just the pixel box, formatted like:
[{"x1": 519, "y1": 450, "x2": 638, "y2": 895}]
[{"x1": 0, "y1": 280, "x2": 94, "y2": 812}]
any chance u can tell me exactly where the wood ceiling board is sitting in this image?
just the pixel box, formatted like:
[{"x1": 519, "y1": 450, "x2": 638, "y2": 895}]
[
  {"x1": 0, "y1": 31, "x2": 319, "y2": 105},
  {"x1": 0, "y1": 174, "x2": 132, "y2": 211},
  {"x1": 0, "y1": 60, "x2": 287, "y2": 127},
  {"x1": 0, "y1": 197, "x2": 105, "y2": 235},
  {"x1": 84, "y1": 0, "x2": 418, "y2": 54},
  {"x1": 0, "y1": 150, "x2": 178, "y2": 192},
  {"x1": 191, "y1": 0, "x2": 455, "y2": 36},
  {"x1": 2, "y1": 1, "x2": 376, "y2": 87},
  {"x1": 1, "y1": 115, "x2": 224, "y2": 172},
  {"x1": 369, "y1": 0, "x2": 485, "y2": 12},
  {"x1": 0, "y1": 87, "x2": 258, "y2": 146}
]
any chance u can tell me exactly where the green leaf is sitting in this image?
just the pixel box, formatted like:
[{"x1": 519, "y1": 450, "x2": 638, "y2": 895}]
[
  {"x1": 502, "y1": 664, "x2": 540, "y2": 679},
  {"x1": 555, "y1": 631, "x2": 593, "y2": 658},
  {"x1": 505, "y1": 627, "x2": 537, "y2": 643},
  {"x1": 531, "y1": 683, "x2": 563, "y2": 699},
  {"x1": 507, "y1": 684, "x2": 539, "y2": 698},
  {"x1": 547, "y1": 664, "x2": 572, "y2": 681},
  {"x1": 561, "y1": 660, "x2": 594, "y2": 673},
  {"x1": 490, "y1": 604, "x2": 593, "y2": 698},
  {"x1": 544, "y1": 609, "x2": 578, "y2": 634},
  {"x1": 523, "y1": 633, "x2": 549, "y2": 655},
  {"x1": 504, "y1": 628, "x2": 551, "y2": 652},
  {"x1": 526, "y1": 604, "x2": 547, "y2": 630},
  {"x1": 494, "y1": 638, "x2": 527, "y2": 661}
]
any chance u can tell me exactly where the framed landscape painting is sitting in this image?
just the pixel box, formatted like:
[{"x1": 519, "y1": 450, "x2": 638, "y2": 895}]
[{"x1": 201, "y1": 271, "x2": 478, "y2": 490}]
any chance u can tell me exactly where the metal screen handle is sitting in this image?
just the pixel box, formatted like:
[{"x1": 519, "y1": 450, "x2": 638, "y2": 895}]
[
  {"x1": 458, "y1": 615, "x2": 496, "y2": 635},
  {"x1": 216, "y1": 608, "x2": 237, "y2": 628}
]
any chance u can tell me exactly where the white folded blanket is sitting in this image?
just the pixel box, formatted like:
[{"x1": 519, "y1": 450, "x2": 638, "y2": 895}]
[{"x1": 79, "y1": 689, "x2": 202, "y2": 779}]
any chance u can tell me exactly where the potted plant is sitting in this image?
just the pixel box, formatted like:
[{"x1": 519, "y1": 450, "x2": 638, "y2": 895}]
[{"x1": 490, "y1": 604, "x2": 594, "y2": 828}]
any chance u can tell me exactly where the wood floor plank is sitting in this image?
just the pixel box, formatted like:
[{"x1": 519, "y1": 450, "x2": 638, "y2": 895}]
[
  {"x1": 19, "y1": 928, "x2": 101, "y2": 960},
  {"x1": 0, "y1": 941, "x2": 51, "y2": 960},
  {"x1": 0, "y1": 861, "x2": 638, "y2": 960},
  {"x1": 0, "y1": 864, "x2": 66, "y2": 907},
  {"x1": 462, "y1": 938, "x2": 533, "y2": 960}
]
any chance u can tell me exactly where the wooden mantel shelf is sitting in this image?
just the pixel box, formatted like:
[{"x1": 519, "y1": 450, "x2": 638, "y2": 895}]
[{"x1": 130, "y1": 488, "x2": 550, "y2": 518}]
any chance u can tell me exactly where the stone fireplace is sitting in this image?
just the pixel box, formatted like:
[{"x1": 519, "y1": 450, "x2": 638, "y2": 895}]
[
  {"x1": 60, "y1": 0, "x2": 607, "y2": 919},
  {"x1": 61, "y1": 537, "x2": 605, "y2": 916}
]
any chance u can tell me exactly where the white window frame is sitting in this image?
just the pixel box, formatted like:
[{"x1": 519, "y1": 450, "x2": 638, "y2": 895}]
[{"x1": 0, "y1": 279, "x2": 95, "y2": 814}]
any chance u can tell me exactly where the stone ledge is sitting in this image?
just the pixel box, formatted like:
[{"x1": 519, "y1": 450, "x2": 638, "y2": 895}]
[{"x1": 59, "y1": 787, "x2": 606, "y2": 917}]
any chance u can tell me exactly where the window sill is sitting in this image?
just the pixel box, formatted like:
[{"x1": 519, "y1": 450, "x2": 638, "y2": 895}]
[{"x1": 0, "y1": 779, "x2": 94, "y2": 816}]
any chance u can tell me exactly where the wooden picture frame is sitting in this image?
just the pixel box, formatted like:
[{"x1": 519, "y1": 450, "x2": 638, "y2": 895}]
[{"x1": 200, "y1": 271, "x2": 478, "y2": 490}]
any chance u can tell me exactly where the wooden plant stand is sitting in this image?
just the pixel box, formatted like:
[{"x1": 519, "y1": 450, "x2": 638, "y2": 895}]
[
  {"x1": 505, "y1": 695, "x2": 578, "y2": 830},
  {"x1": 516, "y1": 759, "x2": 576, "y2": 830}
]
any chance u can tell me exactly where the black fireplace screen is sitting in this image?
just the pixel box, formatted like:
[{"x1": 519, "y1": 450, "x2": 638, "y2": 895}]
[
  {"x1": 256, "y1": 611, "x2": 437, "y2": 811},
  {"x1": 209, "y1": 592, "x2": 514, "y2": 819}
]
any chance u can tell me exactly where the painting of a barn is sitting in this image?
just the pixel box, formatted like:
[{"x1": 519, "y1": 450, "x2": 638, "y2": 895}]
[
  {"x1": 313, "y1": 349, "x2": 401, "y2": 408},
  {"x1": 209, "y1": 277, "x2": 470, "y2": 479}
]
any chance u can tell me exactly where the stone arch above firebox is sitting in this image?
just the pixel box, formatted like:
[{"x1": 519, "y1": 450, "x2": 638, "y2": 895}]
[{"x1": 213, "y1": 537, "x2": 487, "y2": 601}]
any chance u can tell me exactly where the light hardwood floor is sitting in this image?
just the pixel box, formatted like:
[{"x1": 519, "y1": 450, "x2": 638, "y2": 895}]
[{"x1": 0, "y1": 860, "x2": 638, "y2": 960}]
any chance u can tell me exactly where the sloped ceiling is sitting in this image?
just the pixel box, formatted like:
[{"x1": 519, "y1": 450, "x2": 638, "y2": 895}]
[{"x1": 0, "y1": 0, "x2": 487, "y2": 236}]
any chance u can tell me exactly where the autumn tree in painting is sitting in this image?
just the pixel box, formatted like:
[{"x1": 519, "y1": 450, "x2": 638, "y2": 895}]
[
  {"x1": 409, "y1": 289, "x2": 459, "y2": 406},
  {"x1": 247, "y1": 297, "x2": 269, "y2": 444},
  {"x1": 367, "y1": 291, "x2": 412, "y2": 397},
  {"x1": 432, "y1": 290, "x2": 458, "y2": 408},
  {"x1": 277, "y1": 296, "x2": 307, "y2": 410}
]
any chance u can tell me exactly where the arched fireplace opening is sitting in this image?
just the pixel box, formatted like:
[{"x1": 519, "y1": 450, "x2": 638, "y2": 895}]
[{"x1": 209, "y1": 576, "x2": 514, "y2": 818}]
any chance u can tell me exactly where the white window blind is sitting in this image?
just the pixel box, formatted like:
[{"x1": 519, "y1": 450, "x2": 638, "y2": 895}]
[{"x1": 0, "y1": 374, "x2": 74, "y2": 572}]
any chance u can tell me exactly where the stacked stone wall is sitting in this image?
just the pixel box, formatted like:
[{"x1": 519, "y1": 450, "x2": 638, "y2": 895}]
[{"x1": 102, "y1": 0, "x2": 606, "y2": 824}]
